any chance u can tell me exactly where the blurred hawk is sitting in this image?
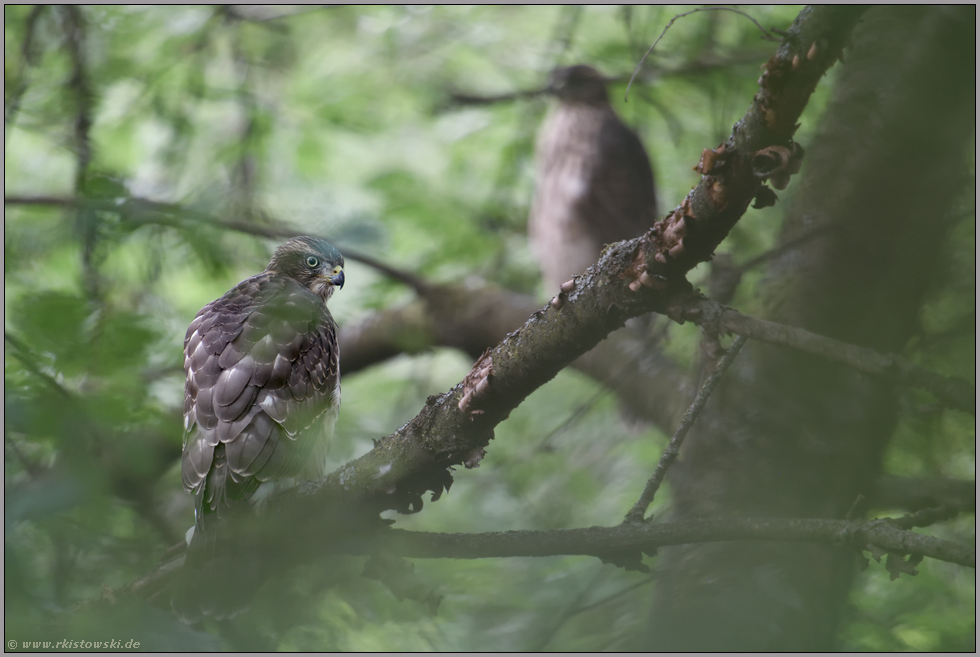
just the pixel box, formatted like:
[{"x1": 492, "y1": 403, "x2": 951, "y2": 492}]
[
  {"x1": 181, "y1": 236, "x2": 345, "y2": 530},
  {"x1": 529, "y1": 64, "x2": 658, "y2": 292}
]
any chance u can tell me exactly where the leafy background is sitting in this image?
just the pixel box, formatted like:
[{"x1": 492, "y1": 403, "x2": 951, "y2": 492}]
[{"x1": 4, "y1": 5, "x2": 974, "y2": 650}]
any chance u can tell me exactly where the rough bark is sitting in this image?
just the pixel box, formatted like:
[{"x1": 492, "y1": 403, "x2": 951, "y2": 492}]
[{"x1": 644, "y1": 6, "x2": 975, "y2": 651}]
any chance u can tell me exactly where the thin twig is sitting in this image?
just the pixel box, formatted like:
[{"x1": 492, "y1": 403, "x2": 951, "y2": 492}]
[
  {"x1": 528, "y1": 568, "x2": 605, "y2": 651},
  {"x1": 626, "y1": 6, "x2": 779, "y2": 101},
  {"x1": 228, "y1": 14, "x2": 260, "y2": 217},
  {"x1": 624, "y1": 335, "x2": 748, "y2": 523},
  {"x1": 738, "y1": 222, "x2": 839, "y2": 272},
  {"x1": 536, "y1": 388, "x2": 610, "y2": 453},
  {"x1": 538, "y1": 319, "x2": 672, "y2": 453},
  {"x1": 4, "y1": 332, "x2": 75, "y2": 400},
  {"x1": 571, "y1": 574, "x2": 654, "y2": 616},
  {"x1": 845, "y1": 494, "x2": 866, "y2": 520}
]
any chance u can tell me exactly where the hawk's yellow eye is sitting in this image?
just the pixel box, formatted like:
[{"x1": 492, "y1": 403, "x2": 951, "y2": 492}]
[{"x1": 306, "y1": 255, "x2": 320, "y2": 268}]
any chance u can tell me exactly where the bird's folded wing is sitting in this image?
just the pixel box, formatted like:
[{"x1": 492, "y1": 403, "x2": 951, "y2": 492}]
[{"x1": 181, "y1": 274, "x2": 340, "y2": 506}]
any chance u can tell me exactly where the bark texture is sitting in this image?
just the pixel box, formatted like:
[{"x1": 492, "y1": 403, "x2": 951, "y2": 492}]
[{"x1": 644, "y1": 6, "x2": 975, "y2": 650}]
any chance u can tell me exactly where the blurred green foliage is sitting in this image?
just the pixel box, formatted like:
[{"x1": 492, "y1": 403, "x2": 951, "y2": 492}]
[{"x1": 4, "y1": 5, "x2": 973, "y2": 650}]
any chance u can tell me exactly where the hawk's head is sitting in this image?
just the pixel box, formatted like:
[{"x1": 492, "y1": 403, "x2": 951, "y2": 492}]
[
  {"x1": 267, "y1": 236, "x2": 345, "y2": 301},
  {"x1": 548, "y1": 64, "x2": 609, "y2": 105}
]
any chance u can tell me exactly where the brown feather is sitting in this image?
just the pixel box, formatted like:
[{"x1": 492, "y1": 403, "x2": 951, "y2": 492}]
[
  {"x1": 181, "y1": 238, "x2": 344, "y2": 523},
  {"x1": 529, "y1": 64, "x2": 658, "y2": 292}
]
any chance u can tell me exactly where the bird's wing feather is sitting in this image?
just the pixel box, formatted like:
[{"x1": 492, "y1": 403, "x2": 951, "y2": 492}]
[{"x1": 181, "y1": 272, "x2": 340, "y2": 515}]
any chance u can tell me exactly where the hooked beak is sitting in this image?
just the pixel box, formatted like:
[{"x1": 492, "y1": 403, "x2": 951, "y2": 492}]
[{"x1": 330, "y1": 269, "x2": 345, "y2": 289}]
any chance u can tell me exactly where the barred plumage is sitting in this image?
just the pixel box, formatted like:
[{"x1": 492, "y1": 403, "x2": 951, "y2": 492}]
[
  {"x1": 529, "y1": 64, "x2": 658, "y2": 292},
  {"x1": 181, "y1": 236, "x2": 345, "y2": 524}
]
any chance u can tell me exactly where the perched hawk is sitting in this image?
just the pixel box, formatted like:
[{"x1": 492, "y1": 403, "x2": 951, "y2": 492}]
[
  {"x1": 529, "y1": 64, "x2": 658, "y2": 292},
  {"x1": 181, "y1": 236, "x2": 345, "y2": 529}
]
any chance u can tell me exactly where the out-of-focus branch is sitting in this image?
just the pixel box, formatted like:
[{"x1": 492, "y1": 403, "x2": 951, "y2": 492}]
[
  {"x1": 444, "y1": 50, "x2": 773, "y2": 109},
  {"x1": 676, "y1": 296, "x2": 975, "y2": 415},
  {"x1": 59, "y1": 6, "x2": 99, "y2": 300},
  {"x1": 869, "y1": 476, "x2": 975, "y2": 513},
  {"x1": 4, "y1": 5, "x2": 46, "y2": 133},
  {"x1": 2, "y1": 194, "x2": 427, "y2": 291}
]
